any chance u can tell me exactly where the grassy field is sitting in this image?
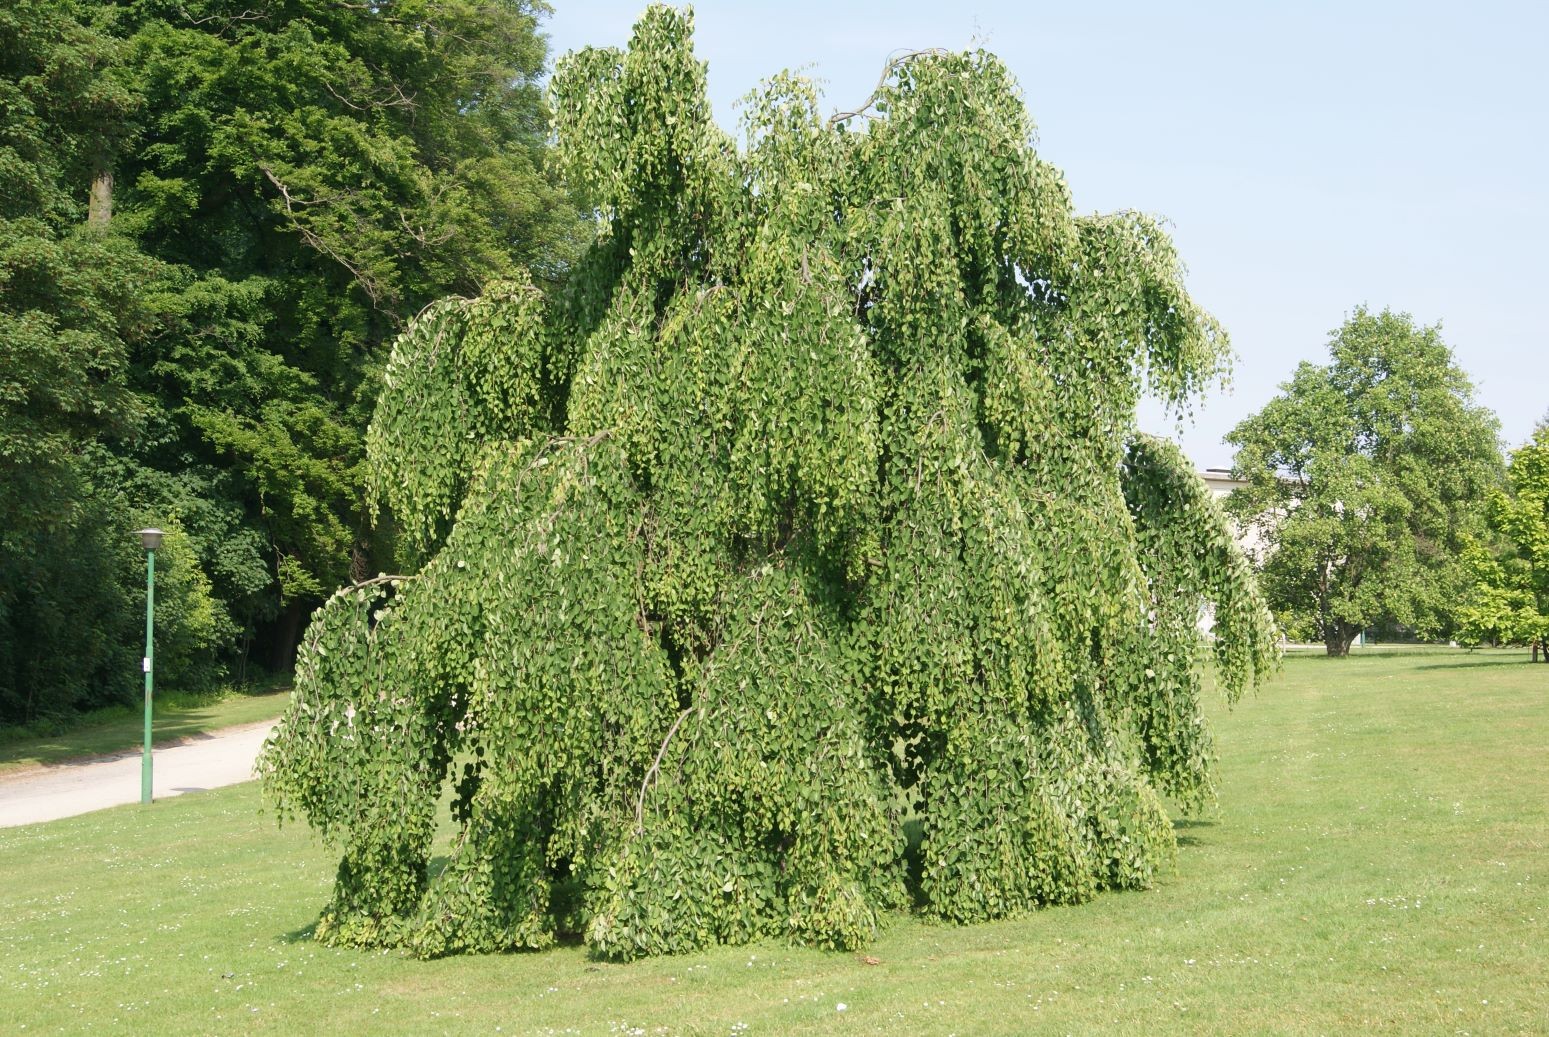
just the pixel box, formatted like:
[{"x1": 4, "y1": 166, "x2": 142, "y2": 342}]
[
  {"x1": 1, "y1": 650, "x2": 1544, "y2": 1035},
  {"x1": 0, "y1": 686, "x2": 291, "y2": 776}
]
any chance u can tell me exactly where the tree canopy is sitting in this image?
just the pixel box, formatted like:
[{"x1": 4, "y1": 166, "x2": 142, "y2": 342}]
[
  {"x1": 0, "y1": 0, "x2": 577, "y2": 724},
  {"x1": 118, "y1": 0, "x2": 580, "y2": 664},
  {"x1": 262, "y1": 5, "x2": 1276, "y2": 960},
  {"x1": 1226, "y1": 308, "x2": 1501, "y2": 655},
  {"x1": 0, "y1": 0, "x2": 216, "y2": 720},
  {"x1": 1459, "y1": 427, "x2": 1549, "y2": 659}
]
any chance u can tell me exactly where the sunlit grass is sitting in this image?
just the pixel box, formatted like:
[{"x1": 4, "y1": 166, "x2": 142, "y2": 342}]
[{"x1": 1, "y1": 649, "x2": 1543, "y2": 1035}]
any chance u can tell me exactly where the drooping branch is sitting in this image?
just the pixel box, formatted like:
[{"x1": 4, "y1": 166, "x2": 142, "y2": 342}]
[
  {"x1": 262, "y1": 4, "x2": 1274, "y2": 964},
  {"x1": 329, "y1": 573, "x2": 413, "y2": 600}
]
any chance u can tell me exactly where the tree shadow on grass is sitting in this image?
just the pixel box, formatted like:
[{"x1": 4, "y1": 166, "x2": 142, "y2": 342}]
[
  {"x1": 1173, "y1": 817, "x2": 1217, "y2": 849},
  {"x1": 280, "y1": 921, "x2": 317, "y2": 944},
  {"x1": 1411, "y1": 657, "x2": 1539, "y2": 671}
]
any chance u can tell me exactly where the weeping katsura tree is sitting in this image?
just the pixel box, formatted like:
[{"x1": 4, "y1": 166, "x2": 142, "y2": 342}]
[{"x1": 259, "y1": 5, "x2": 1276, "y2": 960}]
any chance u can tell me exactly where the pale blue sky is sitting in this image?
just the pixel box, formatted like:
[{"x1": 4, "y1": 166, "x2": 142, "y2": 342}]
[{"x1": 545, "y1": 2, "x2": 1547, "y2": 466}]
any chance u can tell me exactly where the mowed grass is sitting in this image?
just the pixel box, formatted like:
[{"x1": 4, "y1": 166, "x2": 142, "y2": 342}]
[
  {"x1": 1, "y1": 651, "x2": 1544, "y2": 1036},
  {"x1": 0, "y1": 687, "x2": 291, "y2": 776}
]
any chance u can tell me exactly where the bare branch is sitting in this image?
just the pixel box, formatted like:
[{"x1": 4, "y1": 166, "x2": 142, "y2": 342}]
[
  {"x1": 635, "y1": 706, "x2": 696, "y2": 832},
  {"x1": 322, "y1": 76, "x2": 418, "y2": 113},
  {"x1": 828, "y1": 48, "x2": 950, "y2": 127},
  {"x1": 260, "y1": 165, "x2": 389, "y2": 307},
  {"x1": 398, "y1": 209, "x2": 455, "y2": 248},
  {"x1": 180, "y1": 6, "x2": 262, "y2": 27},
  {"x1": 334, "y1": 1, "x2": 408, "y2": 24}
]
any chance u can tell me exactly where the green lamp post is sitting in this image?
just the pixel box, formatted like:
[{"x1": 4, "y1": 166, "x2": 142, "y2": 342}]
[{"x1": 137, "y1": 528, "x2": 163, "y2": 805}]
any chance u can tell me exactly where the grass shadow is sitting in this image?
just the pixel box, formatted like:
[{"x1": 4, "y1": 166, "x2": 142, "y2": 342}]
[
  {"x1": 16, "y1": 724, "x2": 226, "y2": 770},
  {"x1": 0, "y1": 689, "x2": 290, "y2": 772},
  {"x1": 1173, "y1": 817, "x2": 1217, "y2": 849},
  {"x1": 1411, "y1": 658, "x2": 1539, "y2": 671},
  {"x1": 280, "y1": 921, "x2": 318, "y2": 945}
]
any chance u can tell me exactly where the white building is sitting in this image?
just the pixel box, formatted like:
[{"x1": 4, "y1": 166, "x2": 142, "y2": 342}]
[
  {"x1": 1198, "y1": 468, "x2": 1268, "y2": 563},
  {"x1": 1196, "y1": 467, "x2": 1357, "y2": 646}
]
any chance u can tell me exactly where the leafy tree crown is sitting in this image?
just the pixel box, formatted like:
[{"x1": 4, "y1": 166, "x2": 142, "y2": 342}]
[
  {"x1": 261, "y1": 4, "x2": 1276, "y2": 959},
  {"x1": 1227, "y1": 307, "x2": 1501, "y2": 651}
]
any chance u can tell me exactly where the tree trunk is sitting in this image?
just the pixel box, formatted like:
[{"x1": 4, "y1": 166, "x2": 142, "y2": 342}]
[
  {"x1": 1324, "y1": 623, "x2": 1359, "y2": 657},
  {"x1": 88, "y1": 166, "x2": 113, "y2": 228},
  {"x1": 270, "y1": 600, "x2": 306, "y2": 673}
]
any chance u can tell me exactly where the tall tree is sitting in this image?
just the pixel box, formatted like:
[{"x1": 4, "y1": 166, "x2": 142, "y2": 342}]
[
  {"x1": 0, "y1": 0, "x2": 228, "y2": 722},
  {"x1": 262, "y1": 6, "x2": 1275, "y2": 961},
  {"x1": 1458, "y1": 428, "x2": 1549, "y2": 660},
  {"x1": 111, "y1": 0, "x2": 579, "y2": 666},
  {"x1": 1, "y1": 0, "x2": 578, "y2": 723},
  {"x1": 0, "y1": 0, "x2": 141, "y2": 529},
  {"x1": 1, "y1": 0, "x2": 138, "y2": 721},
  {"x1": 1227, "y1": 308, "x2": 1502, "y2": 655}
]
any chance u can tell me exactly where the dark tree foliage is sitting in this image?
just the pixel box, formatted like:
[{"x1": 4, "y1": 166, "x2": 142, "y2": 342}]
[
  {"x1": 115, "y1": 0, "x2": 581, "y2": 664},
  {"x1": 1, "y1": 0, "x2": 140, "y2": 535},
  {"x1": 0, "y1": 0, "x2": 180, "y2": 721},
  {"x1": 0, "y1": 0, "x2": 577, "y2": 723},
  {"x1": 263, "y1": 7, "x2": 1276, "y2": 960}
]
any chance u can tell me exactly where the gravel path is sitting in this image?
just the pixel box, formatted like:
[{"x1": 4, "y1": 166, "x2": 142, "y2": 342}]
[{"x1": 0, "y1": 720, "x2": 278, "y2": 828}]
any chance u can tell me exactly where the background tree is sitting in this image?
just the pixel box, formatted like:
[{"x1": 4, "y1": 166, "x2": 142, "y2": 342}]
[
  {"x1": 114, "y1": 0, "x2": 581, "y2": 669},
  {"x1": 1226, "y1": 308, "x2": 1502, "y2": 655},
  {"x1": 0, "y1": 0, "x2": 577, "y2": 725},
  {"x1": 0, "y1": 0, "x2": 232, "y2": 722},
  {"x1": 0, "y1": 0, "x2": 162, "y2": 721},
  {"x1": 262, "y1": 5, "x2": 1276, "y2": 961},
  {"x1": 1458, "y1": 427, "x2": 1549, "y2": 660}
]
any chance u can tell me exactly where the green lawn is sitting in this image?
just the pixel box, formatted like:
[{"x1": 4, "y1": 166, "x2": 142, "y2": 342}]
[
  {"x1": 0, "y1": 687, "x2": 291, "y2": 775},
  {"x1": 1, "y1": 650, "x2": 1544, "y2": 1035}
]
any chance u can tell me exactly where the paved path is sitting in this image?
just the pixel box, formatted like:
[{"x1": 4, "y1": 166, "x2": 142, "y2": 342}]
[{"x1": 0, "y1": 719, "x2": 278, "y2": 828}]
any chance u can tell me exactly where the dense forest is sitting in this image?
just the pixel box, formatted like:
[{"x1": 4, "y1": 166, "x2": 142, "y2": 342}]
[{"x1": 0, "y1": 0, "x2": 578, "y2": 725}]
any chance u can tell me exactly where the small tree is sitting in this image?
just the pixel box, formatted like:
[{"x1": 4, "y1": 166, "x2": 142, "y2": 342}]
[
  {"x1": 1459, "y1": 428, "x2": 1549, "y2": 660},
  {"x1": 261, "y1": 4, "x2": 1276, "y2": 960},
  {"x1": 1227, "y1": 308, "x2": 1501, "y2": 655}
]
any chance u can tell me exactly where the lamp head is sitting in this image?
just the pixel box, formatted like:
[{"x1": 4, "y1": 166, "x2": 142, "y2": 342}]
[{"x1": 137, "y1": 528, "x2": 164, "y2": 552}]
